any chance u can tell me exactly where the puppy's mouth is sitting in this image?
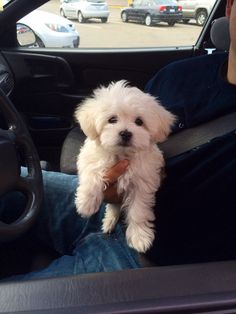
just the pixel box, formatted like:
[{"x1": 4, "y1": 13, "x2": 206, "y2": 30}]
[{"x1": 118, "y1": 141, "x2": 132, "y2": 147}]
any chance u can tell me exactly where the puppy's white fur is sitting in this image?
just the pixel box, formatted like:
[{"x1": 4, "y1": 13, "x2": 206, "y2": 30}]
[{"x1": 74, "y1": 80, "x2": 175, "y2": 253}]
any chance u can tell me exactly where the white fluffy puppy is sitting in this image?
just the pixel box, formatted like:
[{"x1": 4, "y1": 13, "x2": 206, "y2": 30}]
[{"x1": 74, "y1": 80, "x2": 175, "y2": 253}]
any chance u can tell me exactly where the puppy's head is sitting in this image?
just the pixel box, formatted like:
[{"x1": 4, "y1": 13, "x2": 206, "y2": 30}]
[{"x1": 75, "y1": 80, "x2": 175, "y2": 153}]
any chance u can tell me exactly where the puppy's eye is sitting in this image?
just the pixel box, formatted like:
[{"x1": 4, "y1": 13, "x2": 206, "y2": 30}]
[
  {"x1": 108, "y1": 116, "x2": 118, "y2": 124},
  {"x1": 135, "y1": 117, "x2": 143, "y2": 126}
]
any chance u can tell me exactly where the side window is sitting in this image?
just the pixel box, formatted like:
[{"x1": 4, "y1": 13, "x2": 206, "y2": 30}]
[
  {"x1": 133, "y1": 0, "x2": 142, "y2": 7},
  {"x1": 142, "y1": 0, "x2": 150, "y2": 6},
  {"x1": 148, "y1": 0, "x2": 154, "y2": 5},
  {"x1": 16, "y1": 0, "x2": 218, "y2": 49}
]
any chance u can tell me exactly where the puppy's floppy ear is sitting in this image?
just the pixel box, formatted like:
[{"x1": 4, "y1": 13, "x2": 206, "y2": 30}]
[
  {"x1": 74, "y1": 99, "x2": 98, "y2": 140},
  {"x1": 147, "y1": 97, "x2": 176, "y2": 143}
]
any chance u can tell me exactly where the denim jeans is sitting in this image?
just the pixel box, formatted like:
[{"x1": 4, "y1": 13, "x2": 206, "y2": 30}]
[{"x1": 0, "y1": 168, "x2": 140, "y2": 281}]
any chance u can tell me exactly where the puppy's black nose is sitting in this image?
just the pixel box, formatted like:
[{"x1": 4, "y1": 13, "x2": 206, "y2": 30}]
[{"x1": 119, "y1": 130, "x2": 132, "y2": 142}]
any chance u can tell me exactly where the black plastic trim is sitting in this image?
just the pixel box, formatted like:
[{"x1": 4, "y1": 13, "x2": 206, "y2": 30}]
[{"x1": 1, "y1": 260, "x2": 236, "y2": 313}]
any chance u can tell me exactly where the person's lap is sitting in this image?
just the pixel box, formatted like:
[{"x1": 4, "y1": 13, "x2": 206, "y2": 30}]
[
  {"x1": 1, "y1": 131, "x2": 235, "y2": 280},
  {"x1": 0, "y1": 169, "x2": 140, "y2": 281}
]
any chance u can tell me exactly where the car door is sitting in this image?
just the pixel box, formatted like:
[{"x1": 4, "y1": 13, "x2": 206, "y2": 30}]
[
  {"x1": 139, "y1": 0, "x2": 151, "y2": 22},
  {"x1": 64, "y1": 0, "x2": 76, "y2": 18},
  {"x1": 0, "y1": 0, "x2": 221, "y2": 168},
  {"x1": 70, "y1": 0, "x2": 81, "y2": 18},
  {"x1": 179, "y1": 0, "x2": 197, "y2": 18},
  {"x1": 128, "y1": 0, "x2": 141, "y2": 21},
  {"x1": 62, "y1": 0, "x2": 72, "y2": 17}
]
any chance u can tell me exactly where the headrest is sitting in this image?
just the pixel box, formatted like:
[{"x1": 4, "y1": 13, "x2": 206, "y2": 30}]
[{"x1": 210, "y1": 16, "x2": 230, "y2": 51}]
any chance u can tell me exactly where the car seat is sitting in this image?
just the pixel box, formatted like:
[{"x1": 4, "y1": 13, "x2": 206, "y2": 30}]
[
  {"x1": 210, "y1": 16, "x2": 230, "y2": 51},
  {"x1": 60, "y1": 16, "x2": 230, "y2": 174}
]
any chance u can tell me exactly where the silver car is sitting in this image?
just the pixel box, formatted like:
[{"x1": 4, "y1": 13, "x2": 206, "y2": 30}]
[
  {"x1": 176, "y1": 0, "x2": 216, "y2": 25},
  {"x1": 18, "y1": 10, "x2": 80, "y2": 48},
  {"x1": 60, "y1": 0, "x2": 109, "y2": 23}
]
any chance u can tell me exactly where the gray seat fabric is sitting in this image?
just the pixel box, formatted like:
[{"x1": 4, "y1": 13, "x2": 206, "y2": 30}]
[
  {"x1": 60, "y1": 16, "x2": 230, "y2": 174},
  {"x1": 210, "y1": 16, "x2": 230, "y2": 51},
  {"x1": 60, "y1": 127, "x2": 86, "y2": 174}
]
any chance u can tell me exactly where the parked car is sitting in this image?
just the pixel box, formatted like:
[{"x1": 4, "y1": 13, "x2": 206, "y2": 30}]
[
  {"x1": 176, "y1": 0, "x2": 216, "y2": 25},
  {"x1": 18, "y1": 10, "x2": 80, "y2": 48},
  {"x1": 60, "y1": 0, "x2": 109, "y2": 23},
  {"x1": 121, "y1": 0, "x2": 183, "y2": 26}
]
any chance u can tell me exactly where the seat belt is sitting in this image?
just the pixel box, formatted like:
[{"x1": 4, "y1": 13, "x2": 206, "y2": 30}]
[{"x1": 159, "y1": 111, "x2": 236, "y2": 158}]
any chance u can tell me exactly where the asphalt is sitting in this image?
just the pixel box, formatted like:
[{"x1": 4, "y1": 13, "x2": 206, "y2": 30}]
[{"x1": 108, "y1": 0, "x2": 131, "y2": 8}]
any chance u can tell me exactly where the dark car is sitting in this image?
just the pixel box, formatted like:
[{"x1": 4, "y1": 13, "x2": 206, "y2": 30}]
[{"x1": 121, "y1": 0, "x2": 183, "y2": 26}]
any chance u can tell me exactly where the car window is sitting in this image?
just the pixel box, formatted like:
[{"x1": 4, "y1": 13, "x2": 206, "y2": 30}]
[
  {"x1": 133, "y1": 0, "x2": 142, "y2": 6},
  {"x1": 16, "y1": 0, "x2": 218, "y2": 49},
  {"x1": 142, "y1": 0, "x2": 152, "y2": 6},
  {"x1": 0, "y1": 0, "x2": 11, "y2": 9}
]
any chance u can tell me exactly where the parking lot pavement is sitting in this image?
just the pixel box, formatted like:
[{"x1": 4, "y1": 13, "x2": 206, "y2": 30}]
[{"x1": 41, "y1": 1, "x2": 202, "y2": 48}]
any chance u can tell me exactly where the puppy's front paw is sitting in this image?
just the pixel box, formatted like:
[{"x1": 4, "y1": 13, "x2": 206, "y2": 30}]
[
  {"x1": 75, "y1": 190, "x2": 102, "y2": 218},
  {"x1": 126, "y1": 221, "x2": 155, "y2": 253},
  {"x1": 102, "y1": 204, "x2": 120, "y2": 233}
]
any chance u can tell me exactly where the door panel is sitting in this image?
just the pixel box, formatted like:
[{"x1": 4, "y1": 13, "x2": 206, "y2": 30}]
[
  {"x1": 2, "y1": 47, "x2": 195, "y2": 167},
  {"x1": 3, "y1": 47, "x2": 195, "y2": 112},
  {"x1": 4, "y1": 51, "x2": 74, "y2": 92}
]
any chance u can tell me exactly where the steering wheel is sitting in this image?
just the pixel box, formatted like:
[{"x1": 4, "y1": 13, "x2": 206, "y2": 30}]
[{"x1": 0, "y1": 88, "x2": 43, "y2": 241}]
